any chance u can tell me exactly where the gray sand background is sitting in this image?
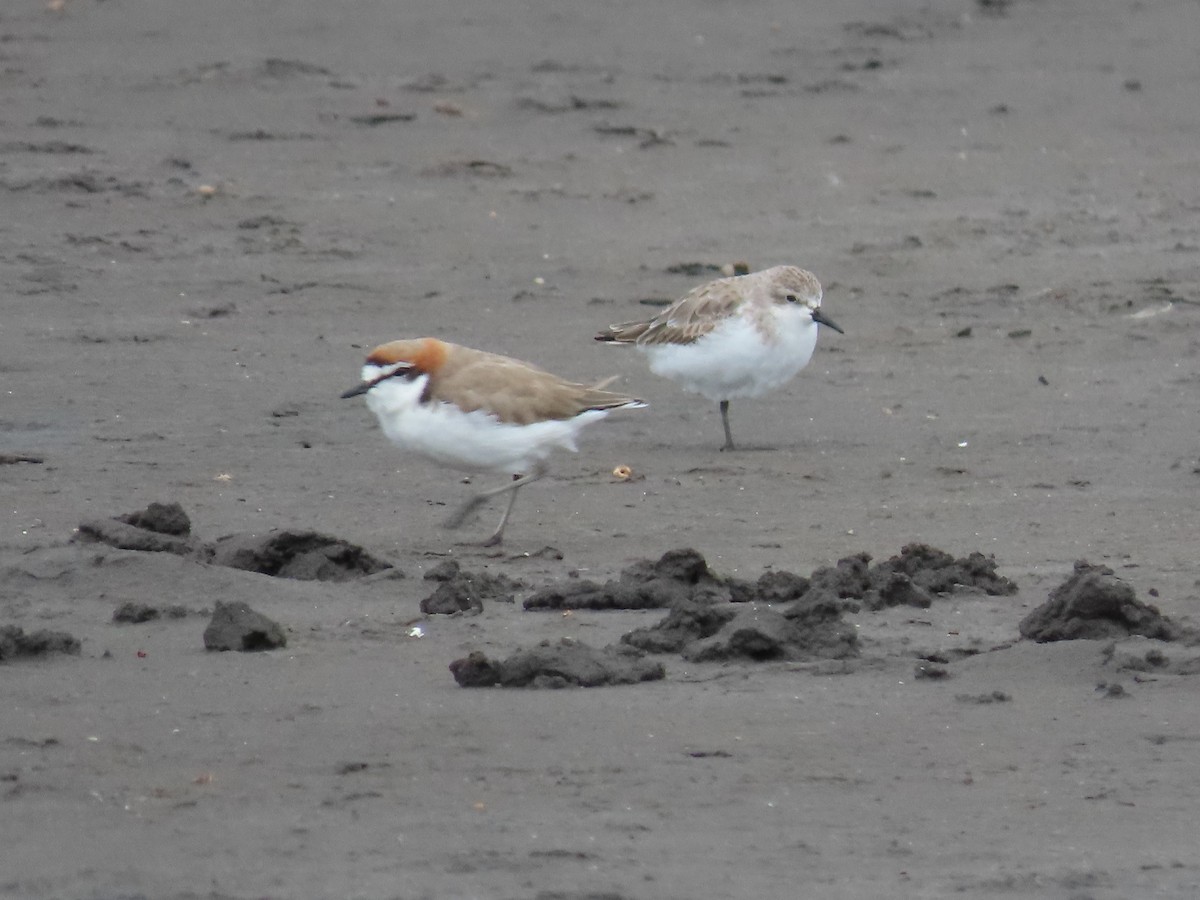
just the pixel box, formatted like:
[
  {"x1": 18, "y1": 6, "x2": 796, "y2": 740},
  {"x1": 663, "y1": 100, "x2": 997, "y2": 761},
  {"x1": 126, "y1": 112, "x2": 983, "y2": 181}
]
[{"x1": 3, "y1": 0, "x2": 1200, "y2": 897}]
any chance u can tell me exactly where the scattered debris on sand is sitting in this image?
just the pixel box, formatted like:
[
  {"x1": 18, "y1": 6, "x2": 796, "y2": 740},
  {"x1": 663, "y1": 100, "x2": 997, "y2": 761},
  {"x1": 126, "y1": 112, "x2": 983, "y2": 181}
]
[
  {"x1": 203, "y1": 600, "x2": 287, "y2": 651},
  {"x1": 1020, "y1": 561, "x2": 1187, "y2": 642},
  {"x1": 449, "y1": 639, "x2": 665, "y2": 688},
  {"x1": 525, "y1": 544, "x2": 1015, "y2": 614},
  {"x1": 514, "y1": 545, "x2": 1011, "y2": 672},
  {"x1": 0, "y1": 625, "x2": 81, "y2": 661}
]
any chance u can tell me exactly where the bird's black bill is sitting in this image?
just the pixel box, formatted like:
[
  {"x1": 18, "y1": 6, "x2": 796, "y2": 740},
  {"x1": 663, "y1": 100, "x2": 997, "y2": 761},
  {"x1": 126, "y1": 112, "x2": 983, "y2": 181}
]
[
  {"x1": 340, "y1": 382, "x2": 371, "y2": 399},
  {"x1": 812, "y1": 309, "x2": 844, "y2": 334}
]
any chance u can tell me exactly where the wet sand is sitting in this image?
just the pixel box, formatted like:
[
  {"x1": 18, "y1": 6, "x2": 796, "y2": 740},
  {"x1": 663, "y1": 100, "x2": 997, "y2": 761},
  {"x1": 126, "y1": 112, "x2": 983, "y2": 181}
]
[{"x1": 3, "y1": 0, "x2": 1200, "y2": 897}]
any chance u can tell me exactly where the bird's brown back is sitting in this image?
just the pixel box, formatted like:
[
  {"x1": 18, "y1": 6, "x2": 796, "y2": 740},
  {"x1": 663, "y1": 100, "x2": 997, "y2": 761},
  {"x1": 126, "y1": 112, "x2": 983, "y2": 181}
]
[{"x1": 423, "y1": 342, "x2": 642, "y2": 425}]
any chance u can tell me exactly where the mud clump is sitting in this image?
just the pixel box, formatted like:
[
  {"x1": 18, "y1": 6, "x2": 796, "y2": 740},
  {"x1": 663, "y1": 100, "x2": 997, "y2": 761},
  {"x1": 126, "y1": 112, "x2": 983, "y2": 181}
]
[
  {"x1": 206, "y1": 530, "x2": 392, "y2": 581},
  {"x1": 873, "y1": 572, "x2": 933, "y2": 609},
  {"x1": 113, "y1": 602, "x2": 159, "y2": 623},
  {"x1": 0, "y1": 625, "x2": 82, "y2": 661},
  {"x1": 620, "y1": 602, "x2": 738, "y2": 653},
  {"x1": 76, "y1": 516, "x2": 199, "y2": 555},
  {"x1": 729, "y1": 569, "x2": 810, "y2": 604},
  {"x1": 78, "y1": 501, "x2": 195, "y2": 554},
  {"x1": 625, "y1": 598, "x2": 858, "y2": 663},
  {"x1": 871, "y1": 543, "x2": 1017, "y2": 598},
  {"x1": 1020, "y1": 561, "x2": 1186, "y2": 642},
  {"x1": 420, "y1": 560, "x2": 520, "y2": 615},
  {"x1": 113, "y1": 602, "x2": 189, "y2": 623},
  {"x1": 76, "y1": 503, "x2": 394, "y2": 582},
  {"x1": 800, "y1": 544, "x2": 1016, "y2": 611},
  {"x1": 117, "y1": 501, "x2": 191, "y2": 536},
  {"x1": 806, "y1": 552, "x2": 874, "y2": 604},
  {"x1": 524, "y1": 548, "x2": 727, "y2": 610},
  {"x1": 448, "y1": 651, "x2": 503, "y2": 687},
  {"x1": 203, "y1": 601, "x2": 287, "y2": 651},
  {"x1": 613, "y1": 551, "x2": 860, "y2": 663},
  {"x1": 683, "y1": 605, "x2": 851, "y2": 663},
  {"x1": 450, "y1": 639, "x2": 665, "y2": 688},
  {"x1": 524, "y1": 579, "x2": 671, "y2": 610}
]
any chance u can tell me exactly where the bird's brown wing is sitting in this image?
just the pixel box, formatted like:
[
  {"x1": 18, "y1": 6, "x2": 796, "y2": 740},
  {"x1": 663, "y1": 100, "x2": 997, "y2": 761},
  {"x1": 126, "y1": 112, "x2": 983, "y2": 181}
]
[
  {"x1": 597, "y1": 278, "x2": 744, "y2": 346},
  {"x1": 429, "y1": 351, "x2": 640, "y2": 425}
]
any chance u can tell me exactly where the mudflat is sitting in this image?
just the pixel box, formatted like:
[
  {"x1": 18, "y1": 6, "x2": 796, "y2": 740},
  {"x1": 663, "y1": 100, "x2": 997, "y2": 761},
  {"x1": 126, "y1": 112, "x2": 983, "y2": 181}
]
[{"x1": 2, "y1": 1, "x2": 1199, "y2": 898}]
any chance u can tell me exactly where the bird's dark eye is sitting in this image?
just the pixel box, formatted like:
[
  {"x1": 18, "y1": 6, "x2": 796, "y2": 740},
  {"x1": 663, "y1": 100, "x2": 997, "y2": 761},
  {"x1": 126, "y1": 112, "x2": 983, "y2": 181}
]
[{"x1": 785, "y1": 294, "x2": 798, "y2": 303}]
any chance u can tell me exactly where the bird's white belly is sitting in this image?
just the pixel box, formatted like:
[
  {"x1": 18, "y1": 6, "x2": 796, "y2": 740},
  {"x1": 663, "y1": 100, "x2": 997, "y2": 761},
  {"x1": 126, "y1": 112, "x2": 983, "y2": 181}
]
[
  {"x1": 363, "y1": 376, "x2": 602, "y2": 474},
  {"x1": 642, "y1": 310, "x2": 818, "y2": 402}
]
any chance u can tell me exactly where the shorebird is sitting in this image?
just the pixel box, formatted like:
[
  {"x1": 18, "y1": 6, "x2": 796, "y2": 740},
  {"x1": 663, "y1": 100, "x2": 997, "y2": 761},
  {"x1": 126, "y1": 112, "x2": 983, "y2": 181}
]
[
  {"x1": 595, "y1": 265, "x2": 842, "y2": 450},
  {"x1": 341, "y1": 337, "x2": 645, "y2": 546}
]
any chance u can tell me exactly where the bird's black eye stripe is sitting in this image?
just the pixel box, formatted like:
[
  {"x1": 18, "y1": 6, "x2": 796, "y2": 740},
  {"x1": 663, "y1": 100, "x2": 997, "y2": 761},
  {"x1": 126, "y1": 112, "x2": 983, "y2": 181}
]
[
  {"x1": 785, "y1": 294, "x2": 798, "y2": 303},
  {"x1": 371, "y1": 364, "x2": 415, "y2": 387}
]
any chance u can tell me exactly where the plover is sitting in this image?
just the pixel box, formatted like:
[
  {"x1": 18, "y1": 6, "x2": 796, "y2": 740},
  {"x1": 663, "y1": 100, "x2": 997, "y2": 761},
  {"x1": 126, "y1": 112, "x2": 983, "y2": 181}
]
[
  {"x1": 596, "y1": 265, "x2": 842, "y2": 450},
  {"x1": 342, "y1": 337, "x2": 645, "y2": 546}
]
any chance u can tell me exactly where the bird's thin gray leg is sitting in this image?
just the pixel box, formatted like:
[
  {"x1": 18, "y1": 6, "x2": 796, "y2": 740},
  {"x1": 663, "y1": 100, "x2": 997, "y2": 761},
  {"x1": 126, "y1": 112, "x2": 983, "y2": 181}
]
[
  {"x1": 719, "y1": 399, "x2": 736, "y2": 452},
  {"x1": 445, "y1": 461, "x2": 549, "y2": 545},
  {"x1": 481, "y1": 482, "x2": 523, "y2": 547}
]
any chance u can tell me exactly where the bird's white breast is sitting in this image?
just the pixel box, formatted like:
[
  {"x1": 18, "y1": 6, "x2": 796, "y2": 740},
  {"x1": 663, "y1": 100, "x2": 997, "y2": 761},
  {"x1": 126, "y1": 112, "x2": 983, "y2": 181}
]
[
  {"x1": 363, "y1": 373, "x2": 606, "y2": 474},
  {"x1": 642, "y1": 305, "x2": 819, "y2": 402}
]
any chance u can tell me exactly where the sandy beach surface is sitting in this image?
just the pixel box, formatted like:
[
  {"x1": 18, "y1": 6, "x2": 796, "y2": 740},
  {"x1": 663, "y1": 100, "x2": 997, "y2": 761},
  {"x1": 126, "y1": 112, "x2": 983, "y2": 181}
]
[{"x1": 3, "y1": 0, "x2": 1199, "y2": 897}]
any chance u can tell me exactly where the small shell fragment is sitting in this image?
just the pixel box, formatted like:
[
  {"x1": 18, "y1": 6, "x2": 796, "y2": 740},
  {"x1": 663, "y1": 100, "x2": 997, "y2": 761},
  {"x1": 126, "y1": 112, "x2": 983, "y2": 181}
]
[{"x1": 612, "y1": 464, "x2": 634, "y2": 481}]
